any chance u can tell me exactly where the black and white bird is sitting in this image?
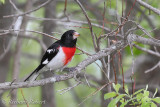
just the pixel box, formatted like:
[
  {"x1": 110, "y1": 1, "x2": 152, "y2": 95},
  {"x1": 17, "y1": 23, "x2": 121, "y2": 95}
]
[{"x1": 24, "y1": 30, "x2": 80, "y2": 81}]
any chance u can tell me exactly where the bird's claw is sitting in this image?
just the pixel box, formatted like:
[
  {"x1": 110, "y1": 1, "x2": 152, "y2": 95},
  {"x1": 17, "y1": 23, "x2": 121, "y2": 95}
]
[{"x1": 73, "y1": 74, "x2": 81, "y2": 82}]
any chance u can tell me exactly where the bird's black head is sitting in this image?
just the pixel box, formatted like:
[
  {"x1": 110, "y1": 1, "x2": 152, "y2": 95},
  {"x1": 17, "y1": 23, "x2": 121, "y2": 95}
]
[{"x1": 60, "y1": 30, "x2": 80, "y2": 47}]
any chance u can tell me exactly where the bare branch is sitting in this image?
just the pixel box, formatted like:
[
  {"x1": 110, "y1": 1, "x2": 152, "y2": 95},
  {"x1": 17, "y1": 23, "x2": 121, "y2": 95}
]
[
  {"x1": 0, "y1": 40, "x2": 125, "y2": 90},
  {"x1": 137, "y1": 0, "x2": 160, "y2": 16},
  {"x1": 133, "y1": 44, "x2": 160, "y2": 57},
  {"x1": 128, "y1": 34, "x2": 160, "y2": 47},
  {"x1": 3, "y1": 0, "x2": 52, "y2": 18},
  {"x1": 0, "y1": 29, "x2": 59, "y2": 40},
  {"x1": 9, "y1": 0, "x2": 21, "y2": 12},
  {"x1": 63, "y1": 0, "x2": 70, "y2": 21},
  {"x1": 0, "y1": 38, "x2": 13, "y2": 61},
  {"x1": 57, "y1": 81, "x2": 82, "y2": 95},
  {"x1": 145, "y1": 61, "x2": 160, "y2": 73},
  {"x1": 74, "y1": 0, "x2": 97, "y2": 51},
  {"x1": 26, "y1": 15, "x2": 111, "y2": 32}
]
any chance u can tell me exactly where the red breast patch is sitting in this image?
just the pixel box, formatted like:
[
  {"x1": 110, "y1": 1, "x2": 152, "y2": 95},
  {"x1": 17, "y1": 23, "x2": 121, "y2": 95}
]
[{"x1": 62, "y1": 47, "x2": 76, "y2": 65}]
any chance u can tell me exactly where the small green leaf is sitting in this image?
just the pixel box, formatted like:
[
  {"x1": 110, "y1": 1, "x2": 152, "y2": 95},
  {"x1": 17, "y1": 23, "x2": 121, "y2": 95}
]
[
  {"x1": 152, "y1": 97, "x2": 160, "y2": 103},
  {"x1": 120, "y1": 100, "x2": 130, "y2": 107},
  {"x1": 108, "y1": 94, "x2": 125, "y2": 107},
  {"x1": 136, "y1": 93, "x2": 143, "y2": 101},
  {"x1": 141, "y1": 102, "x2": 150, "y2": 107},
  {"x1": 119, "y1": 98, "x2": 125, "y2": 103},
  {"x1": 104, "y1": 92, "x2": 117, "y2": 100},
  {"x1": 112, "y1": 83, "x2": 116, "y2": 90},
  {"x1": 124, "y1": 85, "x2": 129, "y2": 95},
  {"x1": 144, "y1": 90, "x2": 149, "y2": 97},
  {"x1": 112, "y1": 83, "x2": 121, "y2": 93},
  {"x1": 120, "y1": 97, "x2": 137, "y2": 107},
  {"x1": 133, "y1": 89, "x2": 144, "y2": 96}
]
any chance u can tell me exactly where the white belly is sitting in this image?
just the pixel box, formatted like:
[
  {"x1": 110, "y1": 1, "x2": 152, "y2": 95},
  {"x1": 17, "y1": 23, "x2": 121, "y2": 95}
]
[{"x1": 46, "y1": 47, "x2": 65, "y2": 70}]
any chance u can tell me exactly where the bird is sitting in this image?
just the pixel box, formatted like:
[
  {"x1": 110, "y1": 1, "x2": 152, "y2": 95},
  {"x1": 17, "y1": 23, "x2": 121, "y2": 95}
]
[{"x1": 24, "y1": 30, "x2": 80, "y2": 81}]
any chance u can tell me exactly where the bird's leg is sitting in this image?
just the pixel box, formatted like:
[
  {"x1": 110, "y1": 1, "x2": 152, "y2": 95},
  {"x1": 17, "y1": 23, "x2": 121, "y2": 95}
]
[
  {"x1": 57, "y1": 68, "x2": 64, "y2": 72},
  {"x1": 73, "y1": 74, "x2": 81, "y2": 82},
  {"x1": 49, "y1": 68, "x2": 54, "y2": 75},
  {"x1": 60, "y1": 69, "x2": 63, "y2": 72}
]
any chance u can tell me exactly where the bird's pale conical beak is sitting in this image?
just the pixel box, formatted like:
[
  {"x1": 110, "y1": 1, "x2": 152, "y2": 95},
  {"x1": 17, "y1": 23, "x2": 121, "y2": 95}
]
[{"x1": 73, "y1": 32, "x2": 80, "y2": 39}]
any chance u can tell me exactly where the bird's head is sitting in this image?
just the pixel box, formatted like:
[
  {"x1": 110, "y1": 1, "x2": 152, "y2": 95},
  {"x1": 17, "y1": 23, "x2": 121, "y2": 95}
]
[{"x1": 60, "y1": 30, "x2": 80, "y2": 47}]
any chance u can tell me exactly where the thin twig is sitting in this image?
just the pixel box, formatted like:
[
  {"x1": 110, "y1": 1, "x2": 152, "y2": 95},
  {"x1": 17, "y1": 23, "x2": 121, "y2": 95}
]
[
  {"x1": 9, "y1": 0, "x2": 21, "y2": 12},
  {"x1": 78, "y1": 83, "x2": 111, "y2": 106},
  {"x1": 20, "y1": 89, "x2": 29, "y2": 107},
  {"x1": 57, "y1": 81, "x2": 82, "y2": 95},
  {"x1": 3, "y1": 0, "x2": 52, "y2": 18},
  {"x1": 27, "y1": 15, "x2": 111, "y2": 32},
  {"x1": 64, "y1": 0, "x2": 70, "y2": 21},
  {"x1": 84, "y1": 71, "x2": 90, "y2": 87},
  {"x1": 0, "y1": 29, "x2": 59, "y2": 40},
  {"x1": 145, "y1": 61, "x2": 160, "y2": 73},
  {"x1": 136, "y1": 0, "x2": 160, "y2": 16},
  {"x1": 74, "y1": 0, "x2": 97, "y2": 51},
  {"x1": 133, "y1": 44, "x2": 160, "y2": 57},
  {"x1": 0, "y1": 37, "x2": 13, "y2": 61}
]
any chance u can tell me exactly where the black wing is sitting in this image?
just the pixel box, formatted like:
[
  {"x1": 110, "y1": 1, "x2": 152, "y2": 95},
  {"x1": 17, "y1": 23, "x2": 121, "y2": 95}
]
[
  {"x1": 40, "y1": 40, "x2": 60, "y2": 65},
  {"x1": 24, "y1": 41, "x2": 60, "y2": 81}
]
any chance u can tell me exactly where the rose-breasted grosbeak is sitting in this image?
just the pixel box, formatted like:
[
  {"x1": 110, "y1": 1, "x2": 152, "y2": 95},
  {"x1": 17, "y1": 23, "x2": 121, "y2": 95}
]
[{"x1": 24, "y1": 30, "x2": 80, "y2": 81}]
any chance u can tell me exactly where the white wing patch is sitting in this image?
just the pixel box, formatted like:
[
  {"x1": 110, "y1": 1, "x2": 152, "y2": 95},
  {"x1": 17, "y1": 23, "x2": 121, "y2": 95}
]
[
  {"x1": 47, "y1": 49, "x2": 54, "y2": 54},
  {"x1": 46, "y1": 47, "x2": 65, "y2": 70},
  {"x1": 42, "y1": 59, "x2": 49, "y2": 64}
]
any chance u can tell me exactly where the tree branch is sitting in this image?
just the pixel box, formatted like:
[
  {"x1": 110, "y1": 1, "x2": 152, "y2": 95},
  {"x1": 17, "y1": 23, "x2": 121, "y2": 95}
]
[
  {"x1": 74, "y1": 0, "x2": 97, "y2": 51},
  {"x1": 3, "y1": 0, "x2": 52, "y2": 18},
  {"x1": 0, "y1": 40, "x2": 125, "y2": 90},
  {"x1": 128, "y1": 34, "x2": 160, "y2": 47},
  {"x1": 133, "y1": 44, "x2": 160, "y2": 57},
  {"x1": 136, "y1": 0, "x2": 160, "y2": 16}
]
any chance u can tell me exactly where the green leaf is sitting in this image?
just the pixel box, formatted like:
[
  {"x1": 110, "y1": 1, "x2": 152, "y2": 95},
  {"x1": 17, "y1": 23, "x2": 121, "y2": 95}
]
[
  {"x1": 108, "y1": 94, "x2": 125, "y2": 107},
  {"x1": 141, "y1": 102, "x2": 151, "y2": 107},
  {"x1": 119, "y1": 98, "x2": 125, "y2": 103},
  {"x1": 124, "y1": 85, "x2": 129, "y2": 95},
  {"x1": 133, "y1": 89, "x2": 144, "y2": 96},
  {"x1": 136, "y1": 93, "x2": 143, "y2": 101},
  {"x1": 113, "y1": 83, "x2": 121, "y2": 93},
  {"x1": 152, "y1": 97, "x2": 160, "y2": 103},
  {"x1": 0, "y1": 0, "x2": 5, "y2": 4},
  {"x1": 120, "y1": 97, "x2": 137, "y2": 107},
  {"x1": 151, "y1": 102, "x2": 157, "y2": 107},
  {"x1": 142, "y1": 96, "x2": 151, "y2": 102},
  {"x1": 104, "y1": 92, "x2": 117, "y2": 100},
  {"x1": 112, "y1": 83, "x2": 116, "y2": 90},
  {"x1": 120, "y1": 100, "x2": 130, "y2": 107},
  {"x1": 144, "y1": 90, "x2": 149, "y2": 97}
]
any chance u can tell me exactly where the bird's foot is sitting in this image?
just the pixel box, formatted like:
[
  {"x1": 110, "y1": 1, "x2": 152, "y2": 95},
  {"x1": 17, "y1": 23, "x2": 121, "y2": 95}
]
[
  {"x1": 73, "y1": 74, "x2": 81, "y2": 82},
  {"x1": 49, "y1": 68, "x2": 54, "y2": 75},
  {"x1": 58, "y1": 68, "x2": 64, "y2": 72}
]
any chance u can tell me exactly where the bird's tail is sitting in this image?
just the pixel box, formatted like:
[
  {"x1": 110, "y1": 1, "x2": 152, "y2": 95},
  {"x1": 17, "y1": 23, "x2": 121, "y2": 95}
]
[{"x1": 24, "y1": 65, "x2": 43, "y2": 82}]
